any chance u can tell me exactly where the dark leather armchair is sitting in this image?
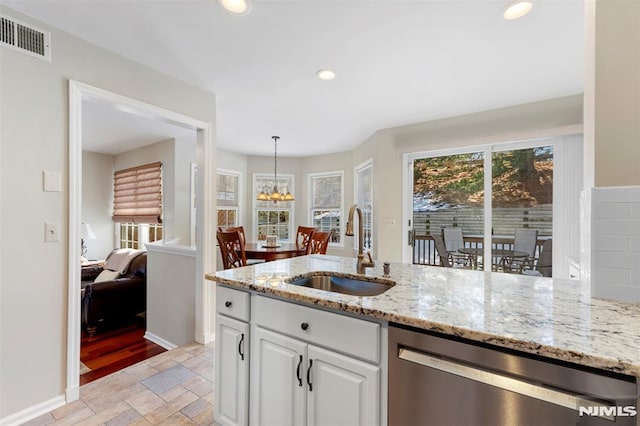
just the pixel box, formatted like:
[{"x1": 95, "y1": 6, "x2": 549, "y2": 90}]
[{"x1": 82, "y1": 252, "x2": 147, "y2": 336}]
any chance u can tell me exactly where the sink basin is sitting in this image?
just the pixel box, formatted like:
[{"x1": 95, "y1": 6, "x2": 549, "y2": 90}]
[{"x1": 287, "y1": 274, "x2": 395, "y2": 296}]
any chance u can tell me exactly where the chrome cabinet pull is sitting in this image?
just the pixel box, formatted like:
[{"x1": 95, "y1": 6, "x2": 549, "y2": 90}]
[{"x1": 296, "y1": 355, "x2": 303, "y2": 387}]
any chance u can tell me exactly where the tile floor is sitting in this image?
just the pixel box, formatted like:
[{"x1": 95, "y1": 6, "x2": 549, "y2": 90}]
[{"x1": 23, "y1": 342, "x2": 219, "y2": 425}]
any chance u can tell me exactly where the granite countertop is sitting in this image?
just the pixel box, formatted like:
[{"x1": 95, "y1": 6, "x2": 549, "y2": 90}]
[{"x1": 207, "y1": 255, "x2": 640, "y2": 377}]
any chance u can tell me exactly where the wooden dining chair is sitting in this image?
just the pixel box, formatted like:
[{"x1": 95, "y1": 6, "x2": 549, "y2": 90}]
[
  {"x1": 296, "y1": 226, "x2": 316, "y2": 251},
  {"x1": 217, "y1": 226, "x2": 247, "y2": 249},
  {"x1": 217, "y1": 230, "x2": 247, "y2": 269},
  {"x1": 306, "y1": 230, "x2": 332, "y2": 255}
]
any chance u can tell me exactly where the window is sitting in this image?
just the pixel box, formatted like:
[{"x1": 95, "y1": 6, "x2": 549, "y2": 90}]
[
  {"x1": 112, "y1": 162, "x2": 162, "y2": 224},
  {"x1": 355, "y1": 160, "x2": 373, "y2": 251},
  {"x1": 254, "y1": 173, "x2": 294, "y2": 241},
  {"x1": 217, "y1": 170, "x2": 241, "y2": 228},
  {"x1": 113, "y1": 162, "x2": 164, "y2": 249},
  {"x1": 308, "y1": 171, "x2": 343, "y2": 245},
  {"x1": 119, "y1": 223, "x2": 163, "y2": 249}
]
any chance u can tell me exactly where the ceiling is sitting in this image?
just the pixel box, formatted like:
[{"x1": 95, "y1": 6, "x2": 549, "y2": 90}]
[
  {"x1": 5, "y1": 0, "x2": 584, "y2": 157},
  {"x1": 82, "y1": 98, "x2": 196, "y2": 155}
]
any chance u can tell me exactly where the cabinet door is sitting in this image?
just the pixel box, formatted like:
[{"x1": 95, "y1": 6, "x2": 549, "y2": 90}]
[
  {"x1": 250, "y1": 326, "x2": 307, "y2": 426},
  {"x1": 307, "y1": 345, "x2": 381, "y2": 426},
  {"x1": 215, "y1": 314, "x2": 249, "y2": 426}
]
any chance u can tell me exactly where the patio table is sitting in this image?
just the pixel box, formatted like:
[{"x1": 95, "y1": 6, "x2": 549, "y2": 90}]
[{"x1": 458, "y1": 247, "x2": 529, "y2": 271}]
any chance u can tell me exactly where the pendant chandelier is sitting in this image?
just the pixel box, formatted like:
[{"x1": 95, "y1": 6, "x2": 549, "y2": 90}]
[{"x1": 257, "y1": 136, "x2": 294, "y2": 203}]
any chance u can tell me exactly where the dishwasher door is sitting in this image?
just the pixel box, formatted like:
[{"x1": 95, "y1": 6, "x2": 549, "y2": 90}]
[{"x1": 388, "y1": 324, "x2": 638, "y2": 426}]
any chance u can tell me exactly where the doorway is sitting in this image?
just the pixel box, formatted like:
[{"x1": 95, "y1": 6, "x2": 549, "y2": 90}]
[{"x1": 66, "y1": 80, "x2": 215, "y2": 401}]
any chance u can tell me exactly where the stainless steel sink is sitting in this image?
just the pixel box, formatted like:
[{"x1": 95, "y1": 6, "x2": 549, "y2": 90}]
[{"x1": 287, "y1": 274, "x2": 395, "y2": 296}]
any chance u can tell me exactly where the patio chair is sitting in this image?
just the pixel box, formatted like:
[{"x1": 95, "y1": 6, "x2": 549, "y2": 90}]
[
  {"x1": 432, "y1": 234, "x2": 452, "y2": 267},
  {"x1": 443, "y1": 227, "x2": 470, "y2": 268},
  {"x1": 507, "y1": 229, "x2": 538, "y2": 273},
  {"x1": 523, "y1": 239, "x2": 552, "y2": 277}
]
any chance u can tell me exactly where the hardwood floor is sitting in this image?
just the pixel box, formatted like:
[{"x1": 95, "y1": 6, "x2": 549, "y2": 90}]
[{"x1": 80, "y1": 319, "x2": 166, "y2": 385}]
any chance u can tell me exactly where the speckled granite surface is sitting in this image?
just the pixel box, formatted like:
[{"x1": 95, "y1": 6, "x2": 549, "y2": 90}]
[{"x1": 207, "y1": 255, "x2": 640, "y2": 377}]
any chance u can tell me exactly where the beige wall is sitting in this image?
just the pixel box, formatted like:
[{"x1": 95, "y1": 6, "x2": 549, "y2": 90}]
[
  {"x1": 82, "y1": 151, "x2": 115, "y2": 259},
  {"x1": 0, "y1": 6, "x2": 216, "y2": 418},
  {"x1": 393, "y1": 95, "x2": 583, "y2": 153},
  {"x1": 584, "y1": 0, "x2": 640, "y2": 188},
  {"x1": 174, "y1": 135, "x2": 198, "y2": 245},
  {"x1": 146, "y1": 247, "x2": 196, "y2": 347}
]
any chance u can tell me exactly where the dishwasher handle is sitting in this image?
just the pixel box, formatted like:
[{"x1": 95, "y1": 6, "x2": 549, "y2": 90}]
[{"x1": 398, "y1": 348, "x2": 615, "y2": 422}]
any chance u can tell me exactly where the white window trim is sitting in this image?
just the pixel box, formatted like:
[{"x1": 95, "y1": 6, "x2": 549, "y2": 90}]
[
  {"x1": 252, "y1": 172, "x2": 296, "y2": 242},
  {"x1": 307, "y1": 170, "x2": 344, "y2": 248},
  {"x1": 216, "y1": 168, "x2": 243, "y2": 228},
  {"x1": 354, "y1": 159, "x2": 373, "y2": 255}
]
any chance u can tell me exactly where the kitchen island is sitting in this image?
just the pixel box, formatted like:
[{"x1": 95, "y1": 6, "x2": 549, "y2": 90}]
[{"x1": 207, "y1": 254, "x2": 640, "y2": 425}]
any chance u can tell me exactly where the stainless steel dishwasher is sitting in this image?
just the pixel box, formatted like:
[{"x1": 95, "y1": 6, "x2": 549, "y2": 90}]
[{"x1": 389, "y1": 323, "x2": 638, "y2": 426}]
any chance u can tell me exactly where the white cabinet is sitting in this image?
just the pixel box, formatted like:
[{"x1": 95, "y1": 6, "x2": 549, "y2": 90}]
[
  {"x1": 250, "y1": 326, "x2": 306, "y2": 426},
  {"x1": 250, "y1": 295, "x2": 381, "y2": 426},
  {"x1": 215, "y1": 286, "x2": 383, "y2": 426},
  {"x1": 215, "y1": 286, "x2": 250, "y2": 426},
  {"x1": 307, "y1": 345, "x2": 380, "y2": 426}
]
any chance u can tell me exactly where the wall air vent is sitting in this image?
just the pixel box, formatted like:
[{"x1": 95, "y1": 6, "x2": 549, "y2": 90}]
[{"x1": 0, "y1": 14, "x2": 51, "y2": 62}]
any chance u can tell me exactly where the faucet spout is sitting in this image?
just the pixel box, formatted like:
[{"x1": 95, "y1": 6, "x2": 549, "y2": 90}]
[{"x1": 345, "y1": 203, "x2": 374, "y2": 274}]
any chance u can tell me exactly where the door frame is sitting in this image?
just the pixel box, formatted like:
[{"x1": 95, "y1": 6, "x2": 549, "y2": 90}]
[{"x1": 67, "y1": 80, "x2": 215, "y2": 401}]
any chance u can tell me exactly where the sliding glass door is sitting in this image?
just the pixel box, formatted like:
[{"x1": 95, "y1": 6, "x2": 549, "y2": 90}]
[{"x1": 409, "y1": 141, "x2": 554, "y2": 275}]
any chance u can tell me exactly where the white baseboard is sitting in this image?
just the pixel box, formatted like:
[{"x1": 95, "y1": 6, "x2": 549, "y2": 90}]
[
  {"x1": 144, "y1": 331, "x2": 177, "y2": 350},
  {"x1": 0, "y1": 394, "x2": 65, "y2": 426}
]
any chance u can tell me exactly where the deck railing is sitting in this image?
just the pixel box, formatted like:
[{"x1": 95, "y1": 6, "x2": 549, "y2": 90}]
[{"x1": 412, "y1": 234, "x2": 546, "y2": 267}]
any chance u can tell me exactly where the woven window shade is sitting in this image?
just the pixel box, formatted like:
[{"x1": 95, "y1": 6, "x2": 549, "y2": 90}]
[{"x1": 112, "y1": 162, "x2": 162, "y2": 224}]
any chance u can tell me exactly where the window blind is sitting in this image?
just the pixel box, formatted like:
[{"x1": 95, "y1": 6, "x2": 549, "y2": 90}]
[{"x1": 112, "y1": 162, "x2": 162, "y2": 224}]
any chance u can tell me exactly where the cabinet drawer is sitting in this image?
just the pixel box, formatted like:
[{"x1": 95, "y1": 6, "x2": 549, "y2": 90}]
[
  {"x1": 253, "y1": 295, "x2": 380, "y2": 363},
  {"x1": 217, "y1": 285, "x2": 250, "y2": 322}
]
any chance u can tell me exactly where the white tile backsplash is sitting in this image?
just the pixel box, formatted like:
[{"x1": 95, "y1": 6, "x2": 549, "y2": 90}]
[
  {"x1": 592, "y1": 186, "x2": 640, "y2": 302},
  {"x1": 593, "y1": 203, "x2": 631, "y2": 220},
  {"x1": 593, "y1": 235, "x2": 629, "y2": 252}
]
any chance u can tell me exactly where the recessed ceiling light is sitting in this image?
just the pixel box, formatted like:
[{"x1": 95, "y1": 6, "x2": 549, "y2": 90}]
[
  {"x1": 502, "y1": 0, "x2": 533, "y2": 20},
  {"x1": 316, "y1": 69, "x2": 336, "y2": 81},
  {"x1": 218, "y1": 0, "x2": 251, "y2": 16}
]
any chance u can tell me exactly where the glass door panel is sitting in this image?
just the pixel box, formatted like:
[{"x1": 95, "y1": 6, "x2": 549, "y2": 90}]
[
  {"x1": 412, "y1": 153, "x2": 484, "y2": 266},
  {"x1": 491, "y1": 146, "x2": 553, "y2": 274}
]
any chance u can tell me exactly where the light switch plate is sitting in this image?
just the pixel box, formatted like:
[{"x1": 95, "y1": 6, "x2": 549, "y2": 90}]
[
  {"x1": 386, "y1": 218, "x2": 397, "y2": 227},
  {"x1": 43, "y1": 170, "x2": 62, "y2": 192},
  {"x1": 45, "y1": 222, "x2": 60, "y2": 242}
]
